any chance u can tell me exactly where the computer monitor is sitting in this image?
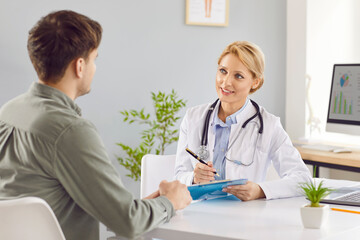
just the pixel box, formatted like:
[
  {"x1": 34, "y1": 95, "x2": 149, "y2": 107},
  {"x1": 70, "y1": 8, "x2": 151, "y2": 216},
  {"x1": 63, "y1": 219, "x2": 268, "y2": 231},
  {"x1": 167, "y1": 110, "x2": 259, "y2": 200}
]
[{"x1": 326, "y1": 64, "x2": 360, "y2": 135}]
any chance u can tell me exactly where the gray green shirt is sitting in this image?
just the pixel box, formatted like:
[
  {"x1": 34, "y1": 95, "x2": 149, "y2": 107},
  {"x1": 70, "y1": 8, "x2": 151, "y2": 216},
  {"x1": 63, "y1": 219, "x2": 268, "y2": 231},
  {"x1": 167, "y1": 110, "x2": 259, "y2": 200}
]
[{"x1": 0, "y1": 82, "x2": 175, "y2": 240}]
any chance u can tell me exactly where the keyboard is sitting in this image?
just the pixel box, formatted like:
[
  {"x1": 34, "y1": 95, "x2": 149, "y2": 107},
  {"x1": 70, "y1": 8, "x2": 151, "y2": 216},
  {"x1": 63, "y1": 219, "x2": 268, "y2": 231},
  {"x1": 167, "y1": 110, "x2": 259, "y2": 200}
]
[
  {"x1": 321, "y1": 188, "x2": 360, "y2": 206},
  {"x1": 301, "y1": 144, "x2": 337, "y2": 152},
  {"x1": 334, "y1": 191, "x2": 360, "y2": 202}
]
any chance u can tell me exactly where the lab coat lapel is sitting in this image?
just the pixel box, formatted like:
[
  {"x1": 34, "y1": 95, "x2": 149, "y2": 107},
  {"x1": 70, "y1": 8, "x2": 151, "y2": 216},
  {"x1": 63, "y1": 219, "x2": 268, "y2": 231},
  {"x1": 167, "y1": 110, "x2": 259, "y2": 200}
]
[
  {"x1": 227, "y1": 101, "x2": 258, "y2": 156},
  {"x1": 207, "y1": 101, "x2": 220, "y2": 163}
]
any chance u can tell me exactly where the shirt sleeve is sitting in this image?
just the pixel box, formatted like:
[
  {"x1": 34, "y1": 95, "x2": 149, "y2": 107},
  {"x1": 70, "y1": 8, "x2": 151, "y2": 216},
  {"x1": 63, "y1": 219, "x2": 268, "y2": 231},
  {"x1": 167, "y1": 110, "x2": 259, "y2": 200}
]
[
  {"x1": 258, "y1": 118, "x2": 312, "y2": 200},
  {"x1": 174, "y1": 109, "x2": 195, "y2": 185},
  {"x1": 53, "y1": 119, "x2": 175, "y2": 239}
]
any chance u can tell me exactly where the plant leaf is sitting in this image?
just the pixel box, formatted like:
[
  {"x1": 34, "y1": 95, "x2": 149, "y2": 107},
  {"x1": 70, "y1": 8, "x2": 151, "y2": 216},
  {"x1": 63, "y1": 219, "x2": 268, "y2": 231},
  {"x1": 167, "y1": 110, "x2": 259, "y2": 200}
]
[{"x1": 116, "y1": 89, "x2": 186, "y2": 181}]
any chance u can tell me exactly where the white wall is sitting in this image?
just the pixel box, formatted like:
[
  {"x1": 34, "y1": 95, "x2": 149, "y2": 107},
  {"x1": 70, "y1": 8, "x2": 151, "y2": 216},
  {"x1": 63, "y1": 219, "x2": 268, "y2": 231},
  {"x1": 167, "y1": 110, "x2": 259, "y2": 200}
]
[
  {"x1": 286, "y1": 0, "x2": 307, "y2": 140},
  {"x1": 306, "y1": 0, "x2": 360, "y2": 181},
  {"x1": 306, "y1": 0, "x2": 360, "y2": 140},
  {"x1": 0, "y1": 0, "x2": 287, "y2": 239},
  {"x1": 287, "y1": 0, "x2": 360, "y2": 181}
]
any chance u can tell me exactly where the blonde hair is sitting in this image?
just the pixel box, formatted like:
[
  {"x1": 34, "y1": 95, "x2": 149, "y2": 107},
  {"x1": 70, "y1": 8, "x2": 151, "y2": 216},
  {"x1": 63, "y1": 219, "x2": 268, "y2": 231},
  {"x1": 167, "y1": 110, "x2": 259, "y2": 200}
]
[{"x1": 218, "y1": 41, "x2": 265, "y2": 93}]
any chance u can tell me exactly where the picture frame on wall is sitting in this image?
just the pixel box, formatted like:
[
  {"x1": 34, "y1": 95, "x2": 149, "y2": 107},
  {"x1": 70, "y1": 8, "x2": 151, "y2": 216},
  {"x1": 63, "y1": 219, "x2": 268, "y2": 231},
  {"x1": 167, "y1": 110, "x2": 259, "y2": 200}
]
[{"x1": 186, "y1": 0, "x2": 229, "y2": 27}]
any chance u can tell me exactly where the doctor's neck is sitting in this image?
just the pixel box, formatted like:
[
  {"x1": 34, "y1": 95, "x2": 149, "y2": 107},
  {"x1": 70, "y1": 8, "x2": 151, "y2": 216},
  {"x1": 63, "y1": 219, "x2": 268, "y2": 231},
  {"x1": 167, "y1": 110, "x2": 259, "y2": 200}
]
[{"x1": 218, "y1": 100, "x2": 246, "y2": 122}]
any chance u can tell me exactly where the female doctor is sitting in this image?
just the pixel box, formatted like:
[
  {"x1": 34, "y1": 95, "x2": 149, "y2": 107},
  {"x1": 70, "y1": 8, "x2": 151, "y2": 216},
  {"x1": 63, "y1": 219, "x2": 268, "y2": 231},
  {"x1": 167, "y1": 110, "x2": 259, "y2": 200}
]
[{"x1": 174, "y1": 41, "x2": 311, "y2": 201}]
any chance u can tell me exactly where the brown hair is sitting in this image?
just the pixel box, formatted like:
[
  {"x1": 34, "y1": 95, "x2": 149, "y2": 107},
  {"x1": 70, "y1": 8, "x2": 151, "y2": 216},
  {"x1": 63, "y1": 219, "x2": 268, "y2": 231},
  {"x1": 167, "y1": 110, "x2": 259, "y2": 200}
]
[
  {"x1": 27, "y1": 10, "x2": 102, "y2": 83},
  {"x1": 218, "y1": 41, "x2": 265, "y2": 93}
]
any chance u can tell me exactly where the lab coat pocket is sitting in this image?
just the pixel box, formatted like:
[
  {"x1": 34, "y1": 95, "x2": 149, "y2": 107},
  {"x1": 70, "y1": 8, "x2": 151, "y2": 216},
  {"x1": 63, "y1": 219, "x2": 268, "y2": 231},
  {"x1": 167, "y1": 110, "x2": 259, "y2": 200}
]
[
  {"x1": 227, "y1": 145, "x2": 256, "y2": 166},
  {"x1": 226, "y1": 122, "x2": 261, "y2": 166},
  {"x1": 226, "y1": 149, "x2": 268, "y2": 181}
]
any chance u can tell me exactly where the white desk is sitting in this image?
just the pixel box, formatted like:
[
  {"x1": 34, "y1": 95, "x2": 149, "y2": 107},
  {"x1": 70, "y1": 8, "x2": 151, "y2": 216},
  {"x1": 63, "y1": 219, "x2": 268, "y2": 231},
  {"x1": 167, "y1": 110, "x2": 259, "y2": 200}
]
[{"x1": 109, "y1": 179, "x2": 360, "y2": 240}]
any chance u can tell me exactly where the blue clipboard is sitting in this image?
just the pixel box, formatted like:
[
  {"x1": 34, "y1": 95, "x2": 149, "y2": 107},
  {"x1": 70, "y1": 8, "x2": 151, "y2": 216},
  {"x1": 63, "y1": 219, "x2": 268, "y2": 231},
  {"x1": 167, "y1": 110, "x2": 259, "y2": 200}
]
[{"x1": 188, "y1": 179, "x2": 248, "y2": 201}]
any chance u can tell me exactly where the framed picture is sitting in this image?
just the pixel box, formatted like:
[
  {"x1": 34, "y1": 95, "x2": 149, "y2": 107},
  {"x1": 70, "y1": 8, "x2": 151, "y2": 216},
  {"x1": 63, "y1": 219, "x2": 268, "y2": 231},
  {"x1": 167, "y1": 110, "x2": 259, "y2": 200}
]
[{"x1": 186, "y1": 0, "x2": 229, "y2": 27}]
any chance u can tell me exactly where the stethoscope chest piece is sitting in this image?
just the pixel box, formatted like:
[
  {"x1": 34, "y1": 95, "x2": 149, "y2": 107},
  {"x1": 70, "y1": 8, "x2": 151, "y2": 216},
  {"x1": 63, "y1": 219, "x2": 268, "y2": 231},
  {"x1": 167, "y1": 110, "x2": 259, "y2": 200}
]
[{"x1": 197, "y1": 145, "x2": 209, "y2": 160}]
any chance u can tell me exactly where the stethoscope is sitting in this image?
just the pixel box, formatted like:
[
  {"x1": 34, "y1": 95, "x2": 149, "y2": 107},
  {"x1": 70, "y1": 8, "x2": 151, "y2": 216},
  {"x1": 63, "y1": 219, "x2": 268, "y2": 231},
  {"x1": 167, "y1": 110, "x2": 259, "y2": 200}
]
[{"x1": 197, "y1": 98, "x2": 264, "y2": 166}]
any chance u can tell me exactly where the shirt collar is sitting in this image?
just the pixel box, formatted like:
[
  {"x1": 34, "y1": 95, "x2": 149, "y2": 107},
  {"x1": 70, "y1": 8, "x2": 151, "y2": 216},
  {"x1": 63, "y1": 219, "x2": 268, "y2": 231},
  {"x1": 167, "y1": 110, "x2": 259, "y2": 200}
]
[
  {"x1": 212, "y1": 98, "x2": 249, "y2": 130},
  {"x1": 29, "y1": 82, "x2": 82, "y2": 116}
]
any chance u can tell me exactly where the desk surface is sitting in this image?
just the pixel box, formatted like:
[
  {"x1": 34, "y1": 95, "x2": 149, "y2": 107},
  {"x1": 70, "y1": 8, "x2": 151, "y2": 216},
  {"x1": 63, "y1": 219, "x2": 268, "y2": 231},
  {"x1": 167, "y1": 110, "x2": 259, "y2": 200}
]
[
  {"x1": 295, "y1": 145, "x2": 360, "y2": 168},
  {"x1": 139, "y1": 179, "x2": 360, "y2": 240}
]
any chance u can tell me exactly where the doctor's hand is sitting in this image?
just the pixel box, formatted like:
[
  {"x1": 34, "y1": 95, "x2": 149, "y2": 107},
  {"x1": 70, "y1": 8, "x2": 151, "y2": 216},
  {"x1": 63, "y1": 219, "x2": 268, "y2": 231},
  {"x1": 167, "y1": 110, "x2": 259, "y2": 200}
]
[
  {"x1": 159, "y1": 180, "x2": 192, "y2": 210},
  {"x1": 222, "y1": 181, "x2": 265, "y2": 201},
  {"x1": 193, "y1": 161, "x2": 216, "y2": 184}
]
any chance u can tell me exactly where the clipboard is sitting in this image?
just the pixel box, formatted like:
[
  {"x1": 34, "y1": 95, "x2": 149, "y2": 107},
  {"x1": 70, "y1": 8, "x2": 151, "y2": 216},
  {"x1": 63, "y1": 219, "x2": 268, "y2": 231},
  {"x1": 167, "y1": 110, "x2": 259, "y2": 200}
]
[{"x1": 188, "y1": 179, "x2": 248, "y2": 201}]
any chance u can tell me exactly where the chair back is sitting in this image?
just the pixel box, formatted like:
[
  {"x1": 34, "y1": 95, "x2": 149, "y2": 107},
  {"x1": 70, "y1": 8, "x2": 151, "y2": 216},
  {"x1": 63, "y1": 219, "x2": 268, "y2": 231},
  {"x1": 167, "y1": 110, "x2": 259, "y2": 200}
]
[
  {"x1": 0, "y1": 197, "x2": 65, "y2": 240},
  {"x1": 140, "y1": 154, "x2": 176, "y2": 198},
  {"x1": 266, "y1": 163, "x2": 280, "y2": 181}
]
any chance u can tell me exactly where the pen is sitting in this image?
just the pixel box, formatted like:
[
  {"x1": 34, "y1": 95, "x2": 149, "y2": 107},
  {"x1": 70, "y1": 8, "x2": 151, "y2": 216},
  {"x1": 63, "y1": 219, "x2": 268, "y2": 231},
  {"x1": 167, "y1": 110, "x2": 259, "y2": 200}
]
[
  {"x1": 185, "y1": 148, "x2": 220, "y2": 177},
  {"x1": 331, "y1": 208, "x2": 360, "y2": 214}
]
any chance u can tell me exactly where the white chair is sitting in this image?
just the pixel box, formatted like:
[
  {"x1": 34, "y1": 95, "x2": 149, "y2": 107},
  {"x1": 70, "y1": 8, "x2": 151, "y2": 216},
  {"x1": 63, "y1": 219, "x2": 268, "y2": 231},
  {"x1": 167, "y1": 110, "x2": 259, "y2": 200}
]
[
  {"x1": 140, "y1": 154, "x2": 176, "y2": 198},
  {"x1": 265, "y1": 163, "x2": 281, "y2": 181},
  {"x1": 0, "y1": 196, "x2": 65, "y2": 240}
]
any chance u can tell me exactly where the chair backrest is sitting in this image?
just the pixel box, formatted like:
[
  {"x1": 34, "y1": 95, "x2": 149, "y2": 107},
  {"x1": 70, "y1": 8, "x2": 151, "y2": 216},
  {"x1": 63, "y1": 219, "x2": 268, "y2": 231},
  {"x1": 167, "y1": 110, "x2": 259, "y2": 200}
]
[
  {"x1": 0, "y1": 197, "x2": 65, "y2": 240},
  {"x1": 140, "y1": 154, "x2": 176, "y2": 198},
  {"x1": 266, "y1": 163, "x2": 280, "y2": 181}
]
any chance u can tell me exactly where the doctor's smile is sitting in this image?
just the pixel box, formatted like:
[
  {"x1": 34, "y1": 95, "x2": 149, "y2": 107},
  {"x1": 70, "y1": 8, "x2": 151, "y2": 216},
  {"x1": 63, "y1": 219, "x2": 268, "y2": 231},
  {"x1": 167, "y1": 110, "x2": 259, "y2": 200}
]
[
  {"x1": 220, "y1": 88, "x2": 234, "y2": 95},
  {"x1": 174, "y1": 41, "x2": 311, "y2": 202}
]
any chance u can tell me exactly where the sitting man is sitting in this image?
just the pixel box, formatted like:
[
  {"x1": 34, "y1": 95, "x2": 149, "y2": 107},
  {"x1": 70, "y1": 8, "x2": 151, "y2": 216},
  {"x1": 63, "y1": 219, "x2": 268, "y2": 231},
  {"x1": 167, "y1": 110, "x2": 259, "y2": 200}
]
[{"x1": 0, "y1": 10, "x2": 191, "y2": 240}]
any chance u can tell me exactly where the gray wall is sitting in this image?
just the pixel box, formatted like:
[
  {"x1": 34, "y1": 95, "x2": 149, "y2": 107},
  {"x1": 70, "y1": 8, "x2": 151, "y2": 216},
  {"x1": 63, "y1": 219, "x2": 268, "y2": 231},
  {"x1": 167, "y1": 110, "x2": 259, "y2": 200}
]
[{"x1": 0, "y1": 0, "x2": 285, "y2": 234}]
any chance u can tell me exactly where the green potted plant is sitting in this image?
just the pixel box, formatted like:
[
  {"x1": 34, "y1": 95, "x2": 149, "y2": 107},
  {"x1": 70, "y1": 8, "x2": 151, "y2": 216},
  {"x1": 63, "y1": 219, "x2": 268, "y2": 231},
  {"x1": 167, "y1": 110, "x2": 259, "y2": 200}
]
[
  {"x1": 299, "y1": 180, "x2": 333, "y2": 228},
  {"x1": 116, "y1": 90, "x2": 186, "y2": 181}
]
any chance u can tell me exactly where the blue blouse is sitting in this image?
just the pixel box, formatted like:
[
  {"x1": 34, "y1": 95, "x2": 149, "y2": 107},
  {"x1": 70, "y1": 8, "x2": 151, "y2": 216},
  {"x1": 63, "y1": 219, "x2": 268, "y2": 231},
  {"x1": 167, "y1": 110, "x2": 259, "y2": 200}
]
[{"x1": 212, "y1": 99, "x2": 249, "y2": 180}]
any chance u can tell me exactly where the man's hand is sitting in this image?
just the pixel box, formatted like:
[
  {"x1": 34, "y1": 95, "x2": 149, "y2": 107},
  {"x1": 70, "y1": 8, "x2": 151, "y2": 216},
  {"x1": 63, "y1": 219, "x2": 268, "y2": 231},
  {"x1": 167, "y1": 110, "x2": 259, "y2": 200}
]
[
  {"x1": 193, "y1": 161, "x2": 216, "y2": 184},
  {"x1": 222, "y1": 181, "x2": 265, "y2": 201},
  {"x1": 159, "y1": 180, "x2": 192, "y2": 210},
  {"x1": 143, "y1": 190, "x2": 160, "y2": 199}
]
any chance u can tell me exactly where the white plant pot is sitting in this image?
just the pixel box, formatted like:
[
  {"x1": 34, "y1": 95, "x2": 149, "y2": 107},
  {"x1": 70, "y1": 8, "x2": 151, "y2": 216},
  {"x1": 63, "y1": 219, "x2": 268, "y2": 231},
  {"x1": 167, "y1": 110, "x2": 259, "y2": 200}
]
[{"x1": 300, "y1": 204, "x2": 329, "y2": 229}]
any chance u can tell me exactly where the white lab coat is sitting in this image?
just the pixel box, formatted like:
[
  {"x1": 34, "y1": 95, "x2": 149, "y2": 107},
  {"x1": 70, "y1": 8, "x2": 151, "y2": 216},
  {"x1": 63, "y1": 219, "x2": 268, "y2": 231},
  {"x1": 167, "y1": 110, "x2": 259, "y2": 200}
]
[{"x1": 174, "y1": 100, "x2": 311, "y2": 199}]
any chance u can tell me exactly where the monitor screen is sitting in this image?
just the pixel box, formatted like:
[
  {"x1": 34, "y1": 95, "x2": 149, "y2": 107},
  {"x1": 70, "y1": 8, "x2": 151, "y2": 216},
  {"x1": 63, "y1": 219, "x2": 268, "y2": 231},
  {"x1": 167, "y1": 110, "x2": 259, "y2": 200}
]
[{"x1": 326, "y1": 64, "x2": 360, "y2": 135}]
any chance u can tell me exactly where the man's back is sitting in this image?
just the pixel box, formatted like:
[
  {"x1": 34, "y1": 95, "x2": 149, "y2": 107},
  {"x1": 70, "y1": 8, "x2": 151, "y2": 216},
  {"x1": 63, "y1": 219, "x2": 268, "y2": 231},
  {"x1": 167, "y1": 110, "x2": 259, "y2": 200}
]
[
  {"x1": 0, "y1": 83, "x2": 176, "y2": 240},
  {"x1": 0, "y1": 83, "x2": 100, "y2": 239}
]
